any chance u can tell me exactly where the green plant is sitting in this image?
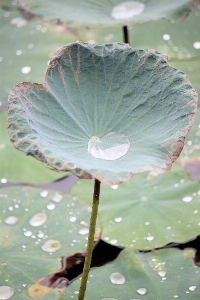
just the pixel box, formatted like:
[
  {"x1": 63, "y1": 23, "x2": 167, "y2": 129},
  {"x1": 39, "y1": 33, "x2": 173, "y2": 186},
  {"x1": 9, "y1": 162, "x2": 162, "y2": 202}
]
[{"x1": 1, "y1": 1, "x2": 200, "y2": 300}]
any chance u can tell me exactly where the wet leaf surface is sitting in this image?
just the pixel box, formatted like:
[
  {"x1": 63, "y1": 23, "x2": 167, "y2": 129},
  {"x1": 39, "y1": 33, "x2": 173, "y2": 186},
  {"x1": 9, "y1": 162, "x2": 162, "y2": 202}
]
[
  {"x1": 0, "y1": 186, "x2": 100, "y2": 299},
  {"x1": 71, "y1": 163, "x2": 200, "y2": 249},
  {"x1": 0, "y1": 111, "x2": 65, "y2": 184},
  {"x1": 65, "y1": 247, "x2": 200, "y2": 299},
  {"x1": 16, "y1": 0, "x2": 200, "y2": 27},
  {"x1": 7, "y1": 42, "x2": 197, "y2": 185}
]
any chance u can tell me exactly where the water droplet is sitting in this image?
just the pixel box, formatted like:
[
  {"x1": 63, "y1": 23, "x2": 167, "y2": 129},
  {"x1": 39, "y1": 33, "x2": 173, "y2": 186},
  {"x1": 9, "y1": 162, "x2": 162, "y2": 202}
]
[
  {"x1": 158, "y1": 271, "x2": 166, "y2": 277},
  {"x1": 24, "y1": 230, "x2": 32, "y2": 237},
  {"x1": 10, "y1": 17, "x2": 27, "y2": 27},
  {"x1": 109, "y1": 272, "x2": 125, "y2": 284},
  {"x1": 163, "y1": 34, "x2": 171, "y2": 40},
  {"x1": 0, "y1": 286, "x2": 14, "y2": 299},
  {"x1": 1, "y1": 178, "x2": 7, "y2": 183},
  {"x1": 189, "y1": 286, "x2": 196, "y2": 291},
  {"x1": 111, "y1": 1, "x2": 145, "y2": 20},
  {"x1": 51, "y1": 193, "x2": 63, "y2": 203},
  {"x1": 21, "y1": 66, "x2": 31, "y2": 74},
  {"x1": 70, "y1": 216, "x2": 76, "y2": 222},
  {"x1": 40, "y1": 190, "x2": 48, "y2": 197},
  {"x1": 193, "y1": 42, "x2": 200, "y2": 49},
  {"x1": 182, "y1": 196, "x2": 193, "y2": 202},
  {"x1": 29, "y1": 213, "x2": 47, "y2": 227},
  {"x1": 4, "y1": 216, "x2": 18, "y2": 225},
  {"x1": 111, "y1": 185, "x2": 118, "y2": 189},
  {"x1": 146, "y1": 235, "x2": 154, "y2": 241},
  {"x1": 145, "y1": 222, "x2": 150, "y2": 225},
  {"x1": 16, "y1": 50, "x2": 22, "y2": 56},
  {"x1": 47, "y1": 203, "x2": 56, "y2": 210},
  {"x1": 78, "y1": 228, "x2": 89, "y2": 235},
  {"x1": 110, "y1": 239, "x2": 118, "y2": 244},
  {"x1": 174, "y1": 296, "x2": 178, "y2": 298},
  {"x1": 87, "y1": 132, "x2": 130, "y2": 160},
  {"x1": 137, "y1": 287, "x2": 147, "y2": 295},
  {"x1": 41, "y1": 240, "x2": 61, "y2": 252},
  {"x1": 114, "y1": 217, "x2": 122, "y2": 222}
]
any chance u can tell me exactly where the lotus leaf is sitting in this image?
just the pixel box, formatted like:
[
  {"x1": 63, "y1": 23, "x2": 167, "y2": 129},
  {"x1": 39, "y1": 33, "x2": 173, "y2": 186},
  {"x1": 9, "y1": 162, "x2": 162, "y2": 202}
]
[
  {"x1": 17, "y1": 0, "x2": 200, "y2": 27},
  {"x1": 7, "y1": 42, "x2": 197, "y2": 185}
]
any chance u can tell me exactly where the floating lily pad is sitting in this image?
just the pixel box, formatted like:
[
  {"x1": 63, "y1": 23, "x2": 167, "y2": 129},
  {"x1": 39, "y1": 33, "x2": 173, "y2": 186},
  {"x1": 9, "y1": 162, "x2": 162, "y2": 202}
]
[
  {"x1": 0, "y1": 111, "x2": 66, "y2": 183},
  {"x1": 17, "y1": 0, "x2": 200, "y2": 27},
  {"x1": 71, "y1": 164, "x2": 200, "y2": 249},
  {"x1": 0, "y1": 8, "x2": 75, "y2": 105},
  {"x1": 7, "y1": 42, "x2": 197, "y2": 185},
  {"x1": 0, "y1": 186, "x2": 100, "y2": 299},
  {"x1": 65, "y1": 248, "x2": 200, "y2": 299}
]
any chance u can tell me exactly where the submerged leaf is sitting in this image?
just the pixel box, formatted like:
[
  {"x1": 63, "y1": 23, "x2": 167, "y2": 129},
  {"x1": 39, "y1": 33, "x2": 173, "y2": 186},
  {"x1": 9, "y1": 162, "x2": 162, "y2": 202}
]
[{"x1": 7, "y1": 42, "x2": 197, "y2": 184}]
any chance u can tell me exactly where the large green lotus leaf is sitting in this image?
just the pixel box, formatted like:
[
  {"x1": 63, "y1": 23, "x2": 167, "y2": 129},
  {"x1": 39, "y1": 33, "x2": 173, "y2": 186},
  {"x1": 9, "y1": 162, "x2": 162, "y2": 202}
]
[
  {"x1": 65, "y1": 248, "x2": 200, "y2": 299},
  {"x1": 7, "y1": 42, "x2": 198, "y2": 185},
  {"x1": 0, "y1": 8, "x2": 75, "y2": 105},
  {"x1": 0, "y1": 111, "x2": 66, "y2": 183},
  {"x1": 17, "y1": 0, "x2": 200, "y2": 27},
  {"x1": 71, "y1": 163, "x2": 200, "y2": 249},
  {"x1": 0, "y1": 186, "x2": 100, "y2": 299}
]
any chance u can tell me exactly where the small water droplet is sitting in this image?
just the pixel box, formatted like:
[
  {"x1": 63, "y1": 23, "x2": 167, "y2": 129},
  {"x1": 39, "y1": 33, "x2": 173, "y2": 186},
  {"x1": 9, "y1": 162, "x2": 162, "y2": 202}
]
[
  {"x1": 182, "y1": 196, "x2": 193, "y2": 202},
  {"x1": 4, "y1": 216, "x2": 18, "y2": 225},
  {"x1": 47, "y1": 203, "x2": 56, "y2": 210},
  {"x1": 193, "y1": 42, "x2": 200, "y2": 49},
  {"x1": 163, "y1": 34, "x2": 171, "y2": 40},
  {"x1": 1, "y1": 178, "x2": 7, "y2": 183},
  {"x1": 70, "y1": 216, "x2": 76, "y2": 222},
  {"x1": 111, "y1": 185, "x2": 118, "y2": 189},
  {"x1": 158, "y1": 271, "x2": 166, "y2": 277},
  {"x1": 146, "y1": 235, "x2": 154, "y2": 241},
  {"x1": 78, "y1": 228, "x2": 89, "y2": 235},
  {"x1": 174, "y1": 296, "x2": 178, "y2": 298},
  {"x1": 40, "y1": 190, "x2": 48, "y2": 197},
  {"x1": 137, "y1": 287, "x2": 147, "y2": 295},
  {"x1": 24, "y1": 230, "x2": 32, "y2": 237},
  {"x1": 109, "y1": 272, "x2": 125, "y2": 284},
  {"x1": 21, "y1": 66, "x2": 31, "y2": 74},
  {"x1": 189, "y1": 286, "x2": 196, "y2": 291},
  {"x1": 111, "y1": 1, "x2": 145, "y2": 20},
  {"x1": 0, "y1": 286, "x2": 14, "y2": 299},
  {"x1": 41, "y1": 240, "x2": 61, "y2": 252},
  {"x1": 51, "y1": 193, "x2": 63, "y2": 203},
  {"x1": 114, "y1": 217, "x2": 122, "y2": 223},
  {"x1": 145, "y1": 222, "x2": 150, "y2": 225},
  {"x1": 16, "y1": 50, "x2": 22, "y2": 56},
  {"x1": 10, "y1": 17, "x2": 27, "y2": 27},
  {"x1": 29, "y1": 213, "x2": 47, "y2": 227},
  {"x1": 110, "y1": 239, "x2": 117, "y2": 244},
  {"x1": 101, "y1": 298, "x2": 117, "y2": 300},
  {"x1": 87, "y1": 132, "x2": 130, "y2": 160}
]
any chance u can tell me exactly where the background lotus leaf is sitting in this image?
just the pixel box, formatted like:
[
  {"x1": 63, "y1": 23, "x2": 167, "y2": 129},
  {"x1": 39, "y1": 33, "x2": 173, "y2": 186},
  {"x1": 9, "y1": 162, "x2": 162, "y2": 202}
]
[
  {"x1": 71, "y1": 163, "x2": 200, "y2": 249},
  {"x1": 15, "y1": 0, "x2": 200, "y2": 27},
  {"x1": 0, "y1": 111, "x2": 67, "y2": 184},
  {"x1": 0, "y1": 186, "x2": 100, "y2": 299},
  {"x1": 66, "y1": 248, "x2": 200, "y2": 299},
  {"x1": 7, "y1": 42, "x2": 197, "y2": 185}
]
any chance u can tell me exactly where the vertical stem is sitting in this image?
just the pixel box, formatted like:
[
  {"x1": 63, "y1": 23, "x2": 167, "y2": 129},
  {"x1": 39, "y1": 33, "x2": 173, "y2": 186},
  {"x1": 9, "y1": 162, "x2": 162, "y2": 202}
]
[
  {"x1": 123, "y1": 25, "x2": 129, "y2": 44},
  {"x1": 78, "y1": 179, "x2": 101, "y2": 300}
]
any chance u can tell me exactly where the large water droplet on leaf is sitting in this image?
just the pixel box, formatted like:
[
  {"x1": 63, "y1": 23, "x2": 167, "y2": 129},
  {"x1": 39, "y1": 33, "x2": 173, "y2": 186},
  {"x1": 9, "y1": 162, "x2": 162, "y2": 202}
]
[
  {"x1": 87, "y1": 132, "x2": 130, "y2": 160},
  {"x1": 182, "y1": 196, "x2": 193, "y2": 202},
  {"x1": 109, "y1": 272, "x2": 125, "y2": 284},
  {"x1": 78, "y1": 228, "x2": 89, "y2": 235},
  {"x1": 137, "y1": 287, "x2": 147, "y2": 295},
  {"x1": 0, "y1": 286, "x2": 14, "y2": 299},
  {"x1": 4, "y1": 216, "x2": 18, "y2": 225},
  {"x1": 41, "y1": 240, "x2": 61, "y2": 252},
  {"x1": 189, "y1": 286, "x2": 196, "y2": 291},
  {"x1": 29, "y1": 213, "x2": 47, "y2": 227},
  {"x1": 111, "y1": 1, "x2": 145, "y2": 20}
]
